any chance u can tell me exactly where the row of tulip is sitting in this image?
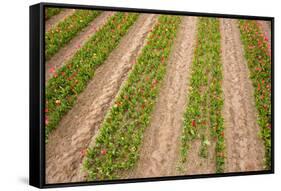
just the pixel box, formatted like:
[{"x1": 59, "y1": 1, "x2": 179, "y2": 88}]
[
  {"x1": 45, "y1": 10, "x2": 101, "y2": 60},
  {"x1": 180, "y1": 18, "x2": 225, "y2": 173},
  {"x1": 239, "y1": 20, "x2": 272, "y2": 169},
  {"x1": 45, "y1": 7, "x2": 61, "y2": 20}
]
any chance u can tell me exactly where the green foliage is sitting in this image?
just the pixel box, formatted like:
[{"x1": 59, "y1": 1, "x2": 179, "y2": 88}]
[
  {"x1": 45, "y1": 10, "x2": 101, "y2": 60},
  {"x1": 83, "y1": 15, "x2": 181, "y2": 180},
  {"x1": 45, "y1": 13, "x2": 139, "y2": 139},
  {"x1": 180, "y1": 18, "x2": 225, "y2": 173},
  {"x1": 239, "y1": 20, "x2": 272, "y2": 169},
  {"x1": 45, "y1": 8, "x2": 61, "y2": 20}
]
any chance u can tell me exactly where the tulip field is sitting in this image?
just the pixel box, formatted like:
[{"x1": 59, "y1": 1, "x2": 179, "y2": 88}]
[
  {"x1": 44, "y1": 8, "x2": 272, "y2": 184},
  {"x1": 45, "y1": 7, "x2": 61, "y2": 20}
]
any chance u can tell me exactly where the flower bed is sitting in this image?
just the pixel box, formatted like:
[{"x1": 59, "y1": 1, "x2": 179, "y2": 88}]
[
  {"x1": 45, "y1": 10, "x2": 101, "y2": 60},
  {"x1": 239, "y1": 20, "x2": 272, "y2": 169},
  {"x1": 180, "y1": 18, "x2": 225, "y2": 173},
  {"x1": 45, "y1": 8, "x2": 61, "y2": 20}
]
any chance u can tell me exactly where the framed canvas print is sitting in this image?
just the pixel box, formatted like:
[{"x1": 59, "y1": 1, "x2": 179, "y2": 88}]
[{"x1": 29, "y1": 2, "x2": 274, "y2": 188}]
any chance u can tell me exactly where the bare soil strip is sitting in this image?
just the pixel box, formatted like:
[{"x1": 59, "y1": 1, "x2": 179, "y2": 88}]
[
  {"x1": 45, "y1": 12, "x2": 114, "y2": 81},
  {"x1": 126, "y1": 17, "x2": 197, "y2": 179},
  {"x1": 46, "y1": 14, "x2": 158, "y2": 184},
  {"x1": 45, "y1": 9, "x2": 75, "y2": 32},
  {"x1": 257, "y1": 20, "x2": 271, "y2": 46},
  {"x1": 220, "y1": 19, "x2": 264, "y2": 172}
]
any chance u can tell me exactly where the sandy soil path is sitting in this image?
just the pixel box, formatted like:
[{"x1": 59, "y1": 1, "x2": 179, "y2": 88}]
[
  {"x1": 220, "y1": 19, "x2": 264, "y2": 172},
  {"x1": 45, "y1": 12, "x2": 114, "y2": 81},
  {"x1": 257, "y1": 20, "x2": 271, "y2": 46},
  {"x1": 126, "y1": 17, "x2": 197, "y2": 179},
  {"x1": 46, "y1": 14, "x2": 158, "y2": 184},
  {"x1": 45, "y1": 9, "x2": 75, "y2": 32}
]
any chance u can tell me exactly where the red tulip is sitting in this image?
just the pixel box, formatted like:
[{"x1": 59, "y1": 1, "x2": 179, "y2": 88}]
[
  {"x1": 257, "y1": 83, "x2": 261, "y2": 91},
  {"x1": 101, "y1": 149, "x2": 107, "y2": 155},
  {"x1": 161, "y1": 56, "x2": 165, "y2": 63},
  {"x1": 192, "y1": 120, "x2": 196, "y2": 127},
  {"x1": 268, "y1": 124, "x2": 271, "y2": 129},
  {"x1": 45, "y1": 118, "x2": 49, "y2": 125},
  {"x1": 255, "y1": 67, "x2": 262, "y2": 72},
  {"x1": 49, "y1": 67, "x2": 55, "y2": 73},
  {"x1": 80, "y1": 149, "x2": 87, "y2": 157}
]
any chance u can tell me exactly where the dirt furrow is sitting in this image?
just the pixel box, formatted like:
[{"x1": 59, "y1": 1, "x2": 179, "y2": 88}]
[
  {"x1": 45, "y1": 12, "x2": 114, "y2": 82},
  {"x1": 220, "y1": 19, "x2": 264, "y2": 172},
  {"x1": 46, "y1": 14, "x2": 158, "y2": 184},
  {"x1": 45, "y1": 9, "x2": 75, "y2": 32},
  {"x1": 126, "y1": 17, "x2": 197, "y2": 179},
  {"x1": 257, "y1": 20, "x2": 271, "y2": 46}
]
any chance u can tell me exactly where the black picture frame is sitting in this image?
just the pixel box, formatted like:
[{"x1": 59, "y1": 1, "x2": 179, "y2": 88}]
[{"x1": 30, "y1": 2, "x2": 274, "y2": 189}]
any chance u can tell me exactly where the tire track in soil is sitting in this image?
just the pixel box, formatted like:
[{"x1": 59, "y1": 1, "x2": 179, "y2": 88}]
[
  {"x1": 45, "y1": 14, "x2": 158, "y2": 184},
  {"x1": 257, "y1": 20, "x2": 271, "y2": 47},
  {"x1": 45, "y1": 9, "x2": 75, "y2": 32},
  {"x1": 45, "y1": 12, "x2": 114, "y2": 82},
  {"x1": 125, "y1": 17, "x2": 197, "y2": 179},
  {"x1": 220, "y1": 19, "x2": 264, "y2": 172}
]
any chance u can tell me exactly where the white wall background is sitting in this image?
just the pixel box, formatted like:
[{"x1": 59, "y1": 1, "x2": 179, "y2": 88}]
[{"x1": 0, "y1": 0, "x2": 279, "y2": 190}]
